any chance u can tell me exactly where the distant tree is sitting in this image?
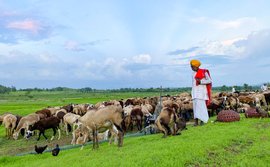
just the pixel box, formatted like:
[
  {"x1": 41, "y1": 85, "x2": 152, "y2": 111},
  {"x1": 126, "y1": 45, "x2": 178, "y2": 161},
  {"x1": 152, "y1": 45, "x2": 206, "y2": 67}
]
[
  {"x1": 0, "y1": 85, "x2": 11, "y2": 94},
  {"x1": 234, "y1": 85, "x2": 241, "y2": 91},
  {"x1": 243, "y1": 83, "x2": 249, "y2": 91},
  {"x1": 78, "y1": 87, "x2": 93, "y2": 93},
  {"x1": 49, "y1": 87, "x2": 73, "y2": 91},
  {"x1": 24, "y1": 90, "x2": 33, "y2": 98},
  {"x1": 11, "y1": 86, "x2": 17, "y2": 92},
  {"x1": 221, "y1": 85, "x2": 228, "y2": 91},
  {"x1": 54, "y1": 87, "x2": 64, "y2": 91},
  {"x1": 34, "y1": 87, "x2": 43, "y2": 91}
]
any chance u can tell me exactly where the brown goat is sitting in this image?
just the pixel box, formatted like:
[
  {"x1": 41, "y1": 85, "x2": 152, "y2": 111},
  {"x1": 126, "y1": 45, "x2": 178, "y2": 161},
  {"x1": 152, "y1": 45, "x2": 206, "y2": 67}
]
[
  {"x1": 35, "y1": 109, "x2": 51, "y2": 119},
  {"x1": 2, "y1": 114, "x2": 17, "y2": 139},
  {"x1": 71, "y1": 124, "x2": 90, "y2": 147},
  {"x1": 238, "y1": 95, "x2": 255, "y2": 106},
  {"x1": 130, "y1": 106, "x2": 144, "y2": 131},
  {"x1": 62, "y1": 104, "x2": 74, "y2": 113},
  {"x1": 155, "y1": 107, "x2": 186, "y2": 138},
  {"x1": 0, "y1": 113, "x2": 11, "y2": 124},
  {"x1": 78, "y1": 105, "x2": 124, "y2": 149},
  {"x1": 72, "y1": 124, "x2": 118, "y2": 150},
  {"x1": 13, "y1": 113, "x2": 40, "y2": 140}
]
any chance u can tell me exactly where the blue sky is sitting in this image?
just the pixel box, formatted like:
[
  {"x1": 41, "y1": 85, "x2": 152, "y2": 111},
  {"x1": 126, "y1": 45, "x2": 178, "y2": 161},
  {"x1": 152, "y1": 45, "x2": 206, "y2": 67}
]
[{"x1": 0, "y1": 0, "x2": 270, "y2": 89}]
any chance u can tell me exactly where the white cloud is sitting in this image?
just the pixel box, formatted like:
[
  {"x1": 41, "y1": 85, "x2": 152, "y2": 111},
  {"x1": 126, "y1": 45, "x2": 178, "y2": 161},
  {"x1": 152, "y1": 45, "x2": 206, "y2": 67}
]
[
  {"x1": 84, "y1": 60, "x2": 97, "y2": 69},
  {"x1": 75, "y1": 58, "x2": 134, "y2": 81},
  {"x1": 6, "y1": 19, "x2": 42, "y2": 34},
  {"x1": 103, "y1": 58, "x2": 132, "y2": 78},
  {"x1": 1, "y1": 28, "x2": 269, "y2": 89},
  {"x1": 64, "y1": 40, "x2": 84, "y2": 51},
  {"x1": 200, "y1": 39, "x2": 245, "y2": 58},
  {"x1": 172, "y1": 37, "x2": 246, "y2": 62},
  {"x1": 172, "y1": 29, "x2": 270, "y2": 86},
  {"x1": 214, "y1": 17, "x2": 258, "y2": 30},
  {"x1": 39, "y1": 53, "x2": 58, "y2": 64},
  {"x1": 0, "y1": 50, "x2": 30, "y2": 64},
  {"x1": 190, "y1": 17, "x2": 207, "y2": 23},
  {"x1": 221, "y1": 37, "x2": 246, "y2": 46},
  {"x1": 190, "y1": 17, "x2": 261, "y2": 30},
  {"x1": 132, "y1": 54, "x2": 152, "y2": 64},
  {"x1": 170, "y1": 58, "x2": 190, "y2": 66}
]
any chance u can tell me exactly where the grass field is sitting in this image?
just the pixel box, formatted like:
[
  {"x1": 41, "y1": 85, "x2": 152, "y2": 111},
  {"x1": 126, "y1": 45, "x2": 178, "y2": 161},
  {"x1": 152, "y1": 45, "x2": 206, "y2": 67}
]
[
  {"x1": 0, "y1": 91, "x2": 170, "y2": 115},
  {"x1": 0, "y1": 91, "x2": 270, "y2": 167}
]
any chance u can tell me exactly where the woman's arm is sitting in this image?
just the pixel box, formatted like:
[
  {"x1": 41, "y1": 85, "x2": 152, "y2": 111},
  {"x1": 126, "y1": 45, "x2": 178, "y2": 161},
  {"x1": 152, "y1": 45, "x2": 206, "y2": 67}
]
[{"x1": 200, "y1": 72, "x2": 212, "y2": 85}]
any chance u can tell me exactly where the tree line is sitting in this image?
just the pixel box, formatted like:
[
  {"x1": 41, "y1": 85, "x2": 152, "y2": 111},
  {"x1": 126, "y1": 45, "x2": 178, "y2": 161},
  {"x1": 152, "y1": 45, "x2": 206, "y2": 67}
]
[{"x1": 0, "y1": 83, "x2": 267, "y2": 94}]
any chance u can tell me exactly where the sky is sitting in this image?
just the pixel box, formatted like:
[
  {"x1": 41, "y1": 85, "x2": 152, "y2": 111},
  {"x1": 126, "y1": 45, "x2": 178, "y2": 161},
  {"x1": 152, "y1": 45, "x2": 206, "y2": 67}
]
[{"x1": 0, "y1": 0, "x2": 270, "y2": 89}]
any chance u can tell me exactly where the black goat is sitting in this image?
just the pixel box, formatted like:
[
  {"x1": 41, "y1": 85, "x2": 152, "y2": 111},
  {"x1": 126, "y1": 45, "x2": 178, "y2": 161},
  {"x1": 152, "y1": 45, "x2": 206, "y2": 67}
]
[{"x1": 27, "y1": 117, "x2": 61, "y2": 141}]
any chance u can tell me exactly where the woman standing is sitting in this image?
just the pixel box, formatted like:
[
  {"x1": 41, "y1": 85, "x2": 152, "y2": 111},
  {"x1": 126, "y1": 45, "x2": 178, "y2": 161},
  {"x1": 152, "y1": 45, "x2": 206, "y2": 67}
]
[{"x1": 190, "y1": 60, "x2": 212, "y2": 126}]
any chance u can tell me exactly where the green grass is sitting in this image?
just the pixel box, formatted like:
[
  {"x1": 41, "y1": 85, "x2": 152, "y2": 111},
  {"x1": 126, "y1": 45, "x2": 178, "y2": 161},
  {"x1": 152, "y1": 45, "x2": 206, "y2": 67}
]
[
  {"x1": 1, "y1": 118, "x2": 270, "y2": 167},
  {"x1": 1, "y1": 91, "x2": 270, "y2": 166},
  {"x1": 0, "y1": 91, "x2": 168, "y2": 115}
]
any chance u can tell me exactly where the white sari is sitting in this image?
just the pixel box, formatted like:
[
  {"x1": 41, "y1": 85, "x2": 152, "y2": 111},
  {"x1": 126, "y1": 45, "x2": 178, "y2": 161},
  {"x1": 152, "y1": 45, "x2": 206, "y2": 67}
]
[{"x1": 191, "y1": 72, "x2": 212, "y2": 123}]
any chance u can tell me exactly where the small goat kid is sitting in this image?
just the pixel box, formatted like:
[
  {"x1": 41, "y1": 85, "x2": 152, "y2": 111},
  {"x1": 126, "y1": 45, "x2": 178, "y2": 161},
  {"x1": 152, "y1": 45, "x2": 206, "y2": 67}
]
[{"x1": 63, "y1": 113, "x2": 81, "y2": 135}]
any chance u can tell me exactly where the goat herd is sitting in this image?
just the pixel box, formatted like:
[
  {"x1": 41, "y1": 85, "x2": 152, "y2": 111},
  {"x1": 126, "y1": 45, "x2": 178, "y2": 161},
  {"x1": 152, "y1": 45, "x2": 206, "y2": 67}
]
[{"x1": 0, "y1": 90, "x2": 270, "y2": 153}]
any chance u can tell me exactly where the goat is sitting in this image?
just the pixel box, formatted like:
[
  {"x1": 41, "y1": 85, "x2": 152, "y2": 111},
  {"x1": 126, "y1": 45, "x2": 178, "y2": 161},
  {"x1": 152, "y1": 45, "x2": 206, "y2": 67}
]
[
  {"x1": 2, "y1": 114, "x2": 17, "y2": 139},
  {"x1": 73, "y1": 104, "x2": 91, "y2": 116},
  {"x1": 77, "y1": 104, "x2": 124, "y2": 149},
  {"x1": 27, "y1": 117, "x2": 61, "y2": 141},
  {"x1": 13, "y1": 113, "x2": 40, "y2": 140},
  {"x1": 0, "y1": 113, "x2": 11, "y2": 124},
  {"x1": 63, "y1": 113, "x2": 81, "y2": 135},
  {"x1": 55, "y1": 110, "x2": 66, "y2": 129},
  {"x1": 62, "y1": 104, "x2": 74, "y2": 113},
  {"x1": 35, "y1": 109, "x2": 51, "y2": 119},
  {"x1": 71, "y1": 124, "x2": 90, "y2": 149},
  {"x1": 46, "y1": 106, "x2": 61, "y2": 115},
  {"x1": 71, "y1": 124, "x2": 118, "y2": 150},
  {"x1": 141, "y1": 104, "x2": 153, "y2": 116},
  {"x1": 130, "y1": 106, "x2": 144, "y2": 131},
  {"x1": 155, "y1": 106, "x2": 186, "y2": 138},
  {"x1": 123, "y1": 105, "x2": 144, "y2": 132}
]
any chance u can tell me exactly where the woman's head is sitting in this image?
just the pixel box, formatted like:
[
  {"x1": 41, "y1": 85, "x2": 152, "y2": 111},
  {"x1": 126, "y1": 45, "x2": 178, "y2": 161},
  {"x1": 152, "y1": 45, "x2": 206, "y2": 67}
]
[{"x1": 190, "y1": 59, "x2": 201, "y2": 71}]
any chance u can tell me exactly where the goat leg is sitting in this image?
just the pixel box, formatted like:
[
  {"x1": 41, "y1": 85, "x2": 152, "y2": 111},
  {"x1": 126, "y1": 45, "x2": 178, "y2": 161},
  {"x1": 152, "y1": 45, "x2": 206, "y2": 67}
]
[
  {"x1": 96, "y1": 129, "x2": 99, "y2": 149},
  {"x1": 37, "y1": 131, "x2": 42, "y2": 141},
  {"x1": 65, "y1": 123, "x2": 69, "y2": 136},
  {"x1": 92, "y1": 130, "x2": 95, "y2": 150},
  {"x1": 51, "y1": 128, "x2": 56, "y2": 141},
  {"x1": 57, "y1": 128, "x2": 61, "y2": 140},
  {"x1": 118, "y1": 132, "x2": 123, "y2": 147},
  {"x1": 42, "y1": 131, "x2": 48, "y2": 141}
]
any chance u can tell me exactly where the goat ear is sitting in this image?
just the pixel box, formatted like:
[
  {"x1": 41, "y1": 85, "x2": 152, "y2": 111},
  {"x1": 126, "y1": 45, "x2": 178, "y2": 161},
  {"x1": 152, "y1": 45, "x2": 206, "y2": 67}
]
[{"x1": 119, "y1": 101, "x2": 124, "y2": 108}]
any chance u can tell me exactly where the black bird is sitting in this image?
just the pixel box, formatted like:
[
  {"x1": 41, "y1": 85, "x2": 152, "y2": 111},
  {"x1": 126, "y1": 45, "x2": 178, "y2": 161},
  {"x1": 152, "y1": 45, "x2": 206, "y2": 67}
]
[
  {"x1": 35, "y1": 145, "x2": 48, "y2": 154},
  {"x1": 52, "y1": 144, "x2": 60, "y2": 156}
]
